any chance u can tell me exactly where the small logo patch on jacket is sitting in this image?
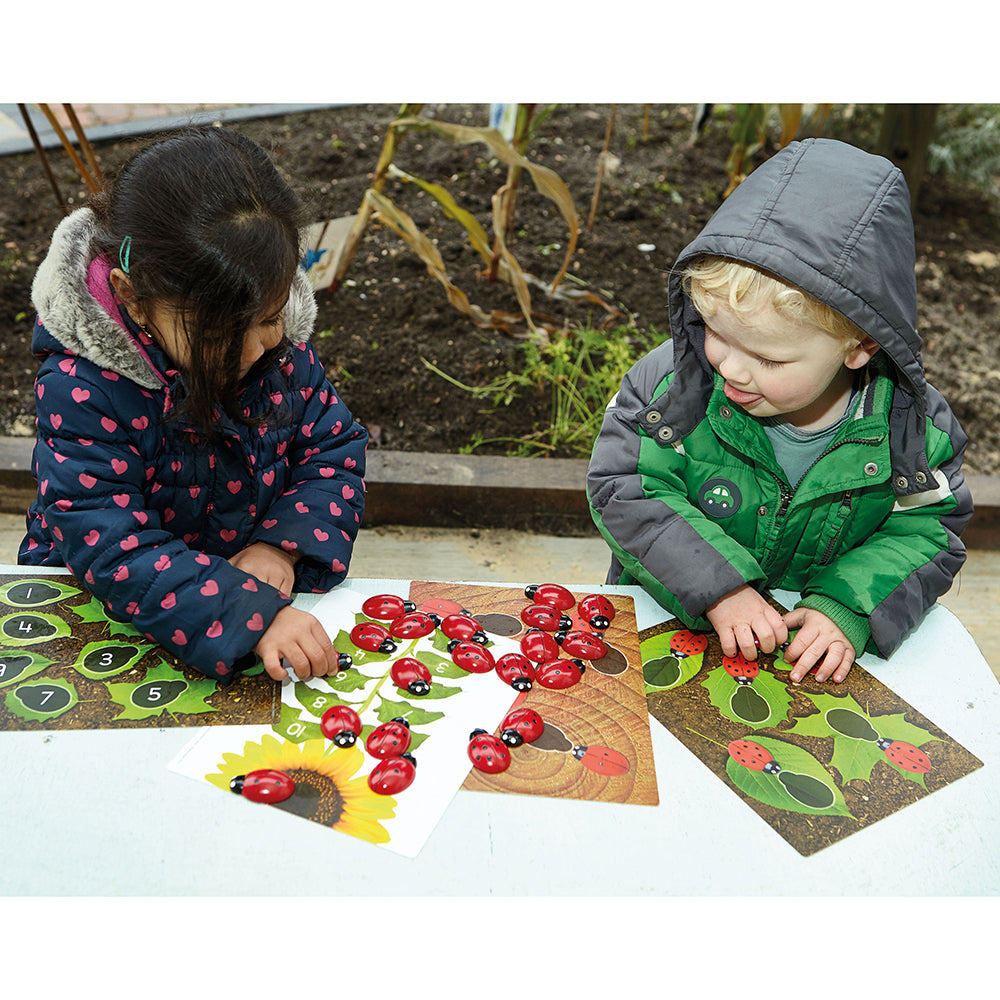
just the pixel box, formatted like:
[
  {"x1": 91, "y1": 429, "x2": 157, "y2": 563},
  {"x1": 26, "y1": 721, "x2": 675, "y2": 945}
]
[{"x1": 698, "y1": 477, "x2": 742, "y2": 518}]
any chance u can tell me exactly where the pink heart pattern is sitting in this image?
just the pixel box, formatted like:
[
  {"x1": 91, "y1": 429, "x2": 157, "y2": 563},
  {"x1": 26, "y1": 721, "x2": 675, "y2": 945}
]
[{"x1": 24, "y1": 321, "x2": 366, "y2": 680}]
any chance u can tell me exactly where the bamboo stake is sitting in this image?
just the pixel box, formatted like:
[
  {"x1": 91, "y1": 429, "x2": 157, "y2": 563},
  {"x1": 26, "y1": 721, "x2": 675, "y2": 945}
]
[
  {"x1": 63, "y1": 104, "x2": 104, "y2": 187},
  {"x1": 37, "y1": 104, "x2": 101, "y2": 193},
  {"x1": 17, "y1": 104, "x2": 67, "y2": 215}
]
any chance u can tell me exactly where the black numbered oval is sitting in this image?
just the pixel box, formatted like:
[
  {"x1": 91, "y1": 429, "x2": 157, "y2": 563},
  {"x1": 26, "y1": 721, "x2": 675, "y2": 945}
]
[
  {"x1": 15, "y1": 683, "x2": 73, "y2": 715},
  {"x1": 2, "y1": 614, "x2": 58, "y2": 642},
  {"x1": 0, "y1": 654, "x2": 34, "y2": 684},
  {"x1": 130, "y1": 679, "x2": 187, "y2": 709},
  {"x1": 83, "y1": 645, "x2": 141, "y2": 674},
  {"x1": 5, "y1": 582, "x2": 63, "y2": 607}
]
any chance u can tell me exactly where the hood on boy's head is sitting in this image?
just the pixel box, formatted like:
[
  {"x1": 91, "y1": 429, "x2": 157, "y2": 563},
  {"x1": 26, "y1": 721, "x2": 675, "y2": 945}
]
[{"x1": 667, "y1": 137, "x2": 923, "y2": 403}]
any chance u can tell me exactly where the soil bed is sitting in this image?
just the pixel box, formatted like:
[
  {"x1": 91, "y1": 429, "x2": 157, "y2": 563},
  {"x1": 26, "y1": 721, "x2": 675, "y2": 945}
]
[{"x1": 2, "y1": 103, "x2": 998, "y2": 474}]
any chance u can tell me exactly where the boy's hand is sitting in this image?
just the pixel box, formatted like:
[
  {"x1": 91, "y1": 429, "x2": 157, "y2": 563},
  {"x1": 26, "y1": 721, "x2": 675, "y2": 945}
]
[
  {"x1": 254, "y1": 606, "x2": 340, "y2": 681},
  {"x1": 781, "y1": 607, "x2": 854, "y2": 684},
  {"x1": 705, "y1": 584, "x2": 788, "y2": 661},
  {"x1": 229, "y1": 542, "x2": 300, "y2": 596}
]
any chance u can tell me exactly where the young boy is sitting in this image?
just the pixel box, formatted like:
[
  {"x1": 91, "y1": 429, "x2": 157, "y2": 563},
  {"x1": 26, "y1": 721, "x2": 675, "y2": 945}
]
[{"x1": 588, "y1": 138, "x2": 973, "y2": 684}]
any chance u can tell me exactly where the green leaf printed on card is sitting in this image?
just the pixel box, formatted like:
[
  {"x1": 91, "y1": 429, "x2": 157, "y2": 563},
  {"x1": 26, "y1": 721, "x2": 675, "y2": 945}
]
[
  {"x1": 725, "y1": 735, "x2": 852, "y2": 817},
  {"x1": 5, "y1": 676, "x2": 79, "y2": 722}
]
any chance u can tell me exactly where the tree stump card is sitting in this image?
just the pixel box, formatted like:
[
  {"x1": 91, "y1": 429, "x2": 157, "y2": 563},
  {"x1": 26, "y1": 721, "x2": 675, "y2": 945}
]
[
  {"x1": 407, "y1": 581, "x2": 659, "y2": 806},
  {"x1": 639, "y1": 614, "x2": 984, "y2": 855},
  {"x1": 0, "y1": 575, "x2": 279, "y2": 731}
]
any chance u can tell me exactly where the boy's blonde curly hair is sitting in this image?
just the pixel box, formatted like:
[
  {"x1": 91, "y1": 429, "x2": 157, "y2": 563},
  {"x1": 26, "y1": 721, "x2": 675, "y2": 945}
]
[{"x1": 683, "y1": 256, "x2": 863, "y2": 344}]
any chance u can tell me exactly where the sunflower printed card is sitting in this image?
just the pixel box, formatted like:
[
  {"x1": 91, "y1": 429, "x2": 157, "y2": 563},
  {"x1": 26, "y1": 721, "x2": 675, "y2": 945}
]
[{"x1": 169, "y1": 583, "x2": 519, "y2": 858}]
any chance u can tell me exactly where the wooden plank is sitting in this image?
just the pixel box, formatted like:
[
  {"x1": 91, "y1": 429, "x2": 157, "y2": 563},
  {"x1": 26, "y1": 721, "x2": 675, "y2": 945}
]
[{"x1": 2, "y1": 436, "x2": 999, "y2": 545}]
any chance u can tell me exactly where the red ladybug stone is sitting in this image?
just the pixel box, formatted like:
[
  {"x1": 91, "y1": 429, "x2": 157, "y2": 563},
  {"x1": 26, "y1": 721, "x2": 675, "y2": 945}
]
[
  {"x1": 368, "y1": 754, "x2": 417, "y2": 795},
  {"x1": 555, "y1": 630, "x2": 608, "y2": 660},
  {"x1": 500, "y1": 707, "x2": 544, "y2": 747},
  {"x1": 361, "y1": 594, "x2": 416, "y2": 620},
  {"x1": 350, "y1": 622, "x2": 397, "y2": 654},
  {"x1": 467, "y1": 729, "x2": 511, "y2": 773},
  {"x1": 230, "y1": 768, "x2": 295, "y2": 803},
  {"x1": 440, "y1": 613, "x2": 485, "y2": 642},
  {"x1": 578, "y1": 594, "x2": 615, "y2": 630},
  {"x1": 320, "y1": 704, "x2": 363, "y2": 747},
  {"x1": 669, "y1": 629, "x2": 709, "y2": 659},
  {"x1": 495, "y1": 652, "x2": 536, "y2": 691},
  {"x1": 520, "y1": 628, "x2": 561, "y2": 664},
  {"x1": 520, "y1": 603, "x2": 572, "y2": 632},
  {"x1": 524, "y1": 583, "x2": 575, "y2": 611},
  {"x1": 366, "y1": 717, "x2": 412, "y2": 758},
  {"x1": 723, "y1": 652, "x2": 759, "y2": 684},
  {"x1": 390, "y1": 656, "x2": 432, "y2": 696},
  {"x1": 572, "y1": 745, "x2": 629, "y2": 776},
  {"x1": 389, "y1": 611, "x2": 439, "y2": 639},
  {"x1": 451, "y1": 640, "x2": 495, "y2": 673},
  {"x1": 535, "y1": 657, "x2": 585, "y2": 690}
]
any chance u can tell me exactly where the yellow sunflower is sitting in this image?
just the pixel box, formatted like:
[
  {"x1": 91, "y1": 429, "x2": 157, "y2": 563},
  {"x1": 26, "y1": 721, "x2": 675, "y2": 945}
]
[{"x1": 208, "y1": 733, "x2": 396, "y2": 844}]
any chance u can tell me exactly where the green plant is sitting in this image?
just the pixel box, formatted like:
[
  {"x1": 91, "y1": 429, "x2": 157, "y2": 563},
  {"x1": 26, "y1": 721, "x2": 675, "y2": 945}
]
[
  {"x1": 328, "y1": 104, "x2": 608, "y2": 336},
  {"x1": 424, "y1": 321, "x2": 666, "y2": 459}
]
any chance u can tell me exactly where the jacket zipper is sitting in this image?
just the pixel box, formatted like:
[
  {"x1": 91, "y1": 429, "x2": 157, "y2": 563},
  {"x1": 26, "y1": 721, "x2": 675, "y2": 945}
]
[
  {"x1": 759, "y1": 434, "x2": 877, "y2": 574},
  {"x1": 820, "y1": 490, "x2": 854, "y2": 565}
]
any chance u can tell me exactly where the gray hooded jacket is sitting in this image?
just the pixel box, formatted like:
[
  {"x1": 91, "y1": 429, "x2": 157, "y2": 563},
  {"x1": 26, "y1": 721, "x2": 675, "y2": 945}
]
[{"x1": 588, "y1": 138, "x2": 972, "y2": 658}]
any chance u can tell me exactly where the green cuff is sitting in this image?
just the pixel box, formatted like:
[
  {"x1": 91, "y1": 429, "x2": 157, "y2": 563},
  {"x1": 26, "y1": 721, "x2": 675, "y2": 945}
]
[{"x1": 793, "y1": 595, "x2": 872, "y2": 658}]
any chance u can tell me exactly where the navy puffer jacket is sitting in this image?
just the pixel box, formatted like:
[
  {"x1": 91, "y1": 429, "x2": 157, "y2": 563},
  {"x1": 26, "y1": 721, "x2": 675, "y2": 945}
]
[{"x1": 19, "y1": 208, "x2": 368, "y2": 681}]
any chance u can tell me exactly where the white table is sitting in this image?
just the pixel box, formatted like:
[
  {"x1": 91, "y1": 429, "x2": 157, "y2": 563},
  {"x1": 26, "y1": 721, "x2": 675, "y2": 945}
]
[{"x1": 1, "y1": 569, "x2": 997, "y2": 896}]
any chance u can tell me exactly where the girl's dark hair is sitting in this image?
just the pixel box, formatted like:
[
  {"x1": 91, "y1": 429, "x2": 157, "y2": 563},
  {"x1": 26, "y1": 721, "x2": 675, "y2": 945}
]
[{"x1": 89, "y1": 126, "x2": 308, "y2": 435}]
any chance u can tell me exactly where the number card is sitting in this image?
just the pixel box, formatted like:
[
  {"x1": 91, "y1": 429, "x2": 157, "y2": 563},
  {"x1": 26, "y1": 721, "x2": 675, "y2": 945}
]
[{"x1": 0, "y1": 574, "x2": 279, "y2": 731}]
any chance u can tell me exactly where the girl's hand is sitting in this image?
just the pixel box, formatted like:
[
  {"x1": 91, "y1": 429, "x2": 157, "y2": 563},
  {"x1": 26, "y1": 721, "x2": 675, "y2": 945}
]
[
  {"x1": 229, "y1": 542, "x2": 299, "y2": 595},
  {"x1": 254, "y1": 606, "x2": 340, "y2": 681},
  {"x1": 781, "y1": 607, "x2": 854, "y2": 684},
  {"x1": 705, "y1": 583, "x2": 788, "y2": 661}
]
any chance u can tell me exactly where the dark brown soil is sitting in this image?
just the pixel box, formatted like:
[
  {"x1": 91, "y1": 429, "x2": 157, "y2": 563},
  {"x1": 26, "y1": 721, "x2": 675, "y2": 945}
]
[{"x1": 3, "y1": 103, "x2": 999, "y2": 473}]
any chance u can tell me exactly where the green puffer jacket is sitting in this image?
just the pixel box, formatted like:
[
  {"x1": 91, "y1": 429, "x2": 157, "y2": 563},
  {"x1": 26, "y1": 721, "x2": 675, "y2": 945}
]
[{"x1": 588, "y1": 139, "x2": 973, "y2": 658}]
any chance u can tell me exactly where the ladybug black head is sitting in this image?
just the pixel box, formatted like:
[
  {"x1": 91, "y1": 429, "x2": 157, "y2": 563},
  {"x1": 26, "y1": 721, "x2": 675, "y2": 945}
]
[
  {"x1": 469, "y1": 728, "x2": 488, "y2": 740},
  {"x1": 500, "y1": 728, "x2": 524, "y2": 748},
  {"x1": 333, "y1": 732, "x2": 358, "y2": 748},
  {"x1": 229, "y1": 775, "x2": 247, "y2": 793},
  {"x1": 337, "y1": 653, "x2": 353, "y2": 669},
  {"x1": 524, "y1": 585, "x2": 539, "y2": 599},
  {"x1": 378, "y1": 639, "x2": 398, "y2": 654},
  {"x1": 391, "y1": 716, "x2": 411, "y2": 728},
  {"x1": 408, "y1": 681, "x2": 430, "y2": 696},
  {"x1": 512, "y1": 677, "x2": 533, "y2": 692},
  {"x1": 588, "y1": 615, "x2": 611, "y2": 630}
]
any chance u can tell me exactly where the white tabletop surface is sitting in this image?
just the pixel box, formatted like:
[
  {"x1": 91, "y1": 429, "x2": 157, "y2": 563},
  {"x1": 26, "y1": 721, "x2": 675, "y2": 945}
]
[{"x1": 1, "y1": 569, "x2": 997, "y2": 896}]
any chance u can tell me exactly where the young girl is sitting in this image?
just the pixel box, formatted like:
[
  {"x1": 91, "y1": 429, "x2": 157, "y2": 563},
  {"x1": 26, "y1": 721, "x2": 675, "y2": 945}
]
[{"x1": 19, "y1": 126, "x2": 368, "y2": 684}]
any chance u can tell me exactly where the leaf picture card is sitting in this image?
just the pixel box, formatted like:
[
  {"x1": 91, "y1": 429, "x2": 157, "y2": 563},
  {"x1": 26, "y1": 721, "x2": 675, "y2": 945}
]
[
  {"x1": 0, "y1": 574, "x2": 279, "y2": 731},
  {"x1": 639, "y1": 613, "x2": 984, "y2": 856},
  {"x1": 405, "y1": 581, "x2": 659, "y2": 806},
  {"x1": 170, "y1": 583, "x2": 519, "y2": 858}
]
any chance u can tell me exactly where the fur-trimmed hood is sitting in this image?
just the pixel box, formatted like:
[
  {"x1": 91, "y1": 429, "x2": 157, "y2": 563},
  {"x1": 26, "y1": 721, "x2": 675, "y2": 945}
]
[{"x1": 31, "y1": 207, "x2": 318, "y2": 390}]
